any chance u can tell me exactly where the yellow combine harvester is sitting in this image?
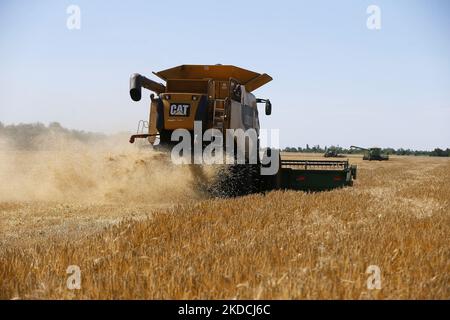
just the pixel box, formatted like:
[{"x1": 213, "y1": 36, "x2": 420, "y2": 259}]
[
  {"x1": 129, "y1": 64, "x2": 356, "y2": 196},
  {"x1": 129, "y1": 64, "x2": 272, "y2": 146}
]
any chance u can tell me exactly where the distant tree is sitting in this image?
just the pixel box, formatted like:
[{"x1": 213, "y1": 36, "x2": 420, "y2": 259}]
[
  {"x1": 430, "y1": 148, "x2": 450, "y2": 157},
  {"x1": 383, "y1": 148, "x2": 395, "y2": 155},
  {"x1": 280, "y1": 144, "x2": 449, "y2": 157},
  {"x1": 0, "y1": 122, "x2": 106, "y2": 150},
  {"x1": 49, "y1": 122, "x2": 63, "y2": 129}
]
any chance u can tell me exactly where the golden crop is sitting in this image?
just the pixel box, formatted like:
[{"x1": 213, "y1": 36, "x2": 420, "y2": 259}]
[{"x1": 0, "y1": 150, "x2": 449, "y2": 299}]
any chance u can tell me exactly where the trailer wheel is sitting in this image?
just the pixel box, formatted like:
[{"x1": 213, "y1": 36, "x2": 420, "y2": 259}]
[{"x1": 351, "y1": 165, "x2": 357, "y2": 180}]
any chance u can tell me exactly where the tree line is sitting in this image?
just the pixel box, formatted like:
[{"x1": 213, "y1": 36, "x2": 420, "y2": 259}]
[
  {"x1": 0, "y1": 122, "x2": 106, "y2": 150},
  {"x1": 1, "y1": 122, "x2": 448, "y2": 157},
  {"x1": 283, "y1": 145, "x2": 450, "y2": 157}
]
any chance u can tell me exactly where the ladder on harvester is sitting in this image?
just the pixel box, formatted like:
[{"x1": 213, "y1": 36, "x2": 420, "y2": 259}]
[
  {"x1": 134, "y1": 120, "x2": 149, "y2": 146},
  {"x1": 136, "y1": 119, "x2": 149, "y2": 135},
  {"x1": 212, "y1": 99, "x2": 226, "y2": 132}
]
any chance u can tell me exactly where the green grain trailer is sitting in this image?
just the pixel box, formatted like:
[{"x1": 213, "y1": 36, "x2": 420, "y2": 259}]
[{"x1": 269, "y1": 159, "x2": 357, "y2": 191}]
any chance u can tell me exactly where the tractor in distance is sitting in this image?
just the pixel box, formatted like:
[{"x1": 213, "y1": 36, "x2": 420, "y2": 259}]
[
  {"x1": 324, "y1": 146, "x2": 344, "y2": 158},
  {"x1": 351, "y1": 146, "x2": 389, "y2": 161}
]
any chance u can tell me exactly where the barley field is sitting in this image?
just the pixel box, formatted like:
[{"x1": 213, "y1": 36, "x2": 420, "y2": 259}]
[{"x1": 0, "y1": 148, "x2": 449, "y2": 299}]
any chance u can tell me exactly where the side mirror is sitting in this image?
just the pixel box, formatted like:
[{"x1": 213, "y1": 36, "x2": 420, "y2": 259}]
[{"x1": 265, "y1": 100, "x2": 272, "y2": 115}]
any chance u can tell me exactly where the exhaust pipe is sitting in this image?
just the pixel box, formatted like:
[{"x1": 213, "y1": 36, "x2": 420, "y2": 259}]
[
  {"x1": 129, "y1": 73, "x2": 166, "y2": 101},
  {"x1": 129, "y1": 73, "x2": 143, "y2": 101}
]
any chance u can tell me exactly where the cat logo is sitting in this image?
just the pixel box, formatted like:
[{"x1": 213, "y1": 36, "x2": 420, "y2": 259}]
[{"x1": 169, "y1": 104, "x2": 190, "y2": 117}]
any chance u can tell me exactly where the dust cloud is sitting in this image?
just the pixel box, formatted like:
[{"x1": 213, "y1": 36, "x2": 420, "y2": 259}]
[{"x1": 0, "y1": 124, "x2": 207, "y2": 204}]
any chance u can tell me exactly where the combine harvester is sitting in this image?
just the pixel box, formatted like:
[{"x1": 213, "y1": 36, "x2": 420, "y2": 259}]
[
  {"x1": 323, "y1": 147, "x2": 344, "y2": 158},
  {"x1": 128, "y1": 64, "x2": 357, "y2": 196},
  {"x1": 351, "y1": 146, "x2": 389, "y2": 161}
]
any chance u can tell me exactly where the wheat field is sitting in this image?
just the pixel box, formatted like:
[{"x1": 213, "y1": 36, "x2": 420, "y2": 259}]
[{"x1": 0, "y1": 148, "x2": 449, "y2": 299}]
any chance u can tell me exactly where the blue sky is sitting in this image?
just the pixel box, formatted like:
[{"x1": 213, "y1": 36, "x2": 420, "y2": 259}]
[{"x1": 0, "y1": 0, "x2": 449, "y2": 149}]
